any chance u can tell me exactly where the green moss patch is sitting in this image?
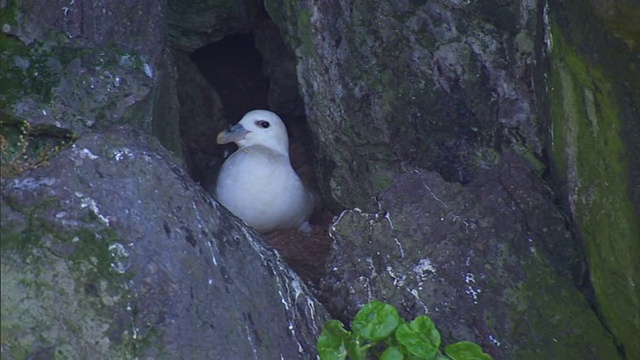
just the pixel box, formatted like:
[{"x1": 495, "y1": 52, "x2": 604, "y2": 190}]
[
  {"x1": 0, "y1": 33, "x2": 61, "y2": 108},
  {"x1": 1, "y1": 212, "x2": 140, "y2": 358},
  {"x1": 548, "y1": 26, "x2": 640, "y2": 360}
]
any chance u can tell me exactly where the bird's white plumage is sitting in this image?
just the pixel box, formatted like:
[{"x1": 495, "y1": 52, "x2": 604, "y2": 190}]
[{"x1": 214, "y1": 110, "x2": 314, "y2": 233}]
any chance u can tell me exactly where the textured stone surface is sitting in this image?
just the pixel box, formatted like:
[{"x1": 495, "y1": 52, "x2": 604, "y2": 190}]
[
  {"x1": 266, "y1": 0, "x2": 639, "y2": 358},
  {"x1": 0, "y1": 0, "x2": 182, "y2": 157},
  {"x1": 167, "y1": 0, "x2": 261, "y2": 51},
  {"x1": 546, "y1": 1, "x2": 640, "y2": 358},
  {"x1": 266, "y1": 0, "x2": 542, "y2": 210},
  {"x1": 321, "y1": 153, "x2": 621, "y2": 360},
  {"x1": 174, "y1": 50, "x2": 225, "y2": 186},
  {"x1": 1, "y1": 1, "x2": 328, "y2": 357},
  {"x1": 3, "y1": 0, "x2": 638, "y2": 358},
  {"x1": 1, "y1": 127, "x2": 328, "y2": 358}
]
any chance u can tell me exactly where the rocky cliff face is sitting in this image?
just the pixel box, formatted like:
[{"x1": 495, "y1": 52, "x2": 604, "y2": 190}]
[
  {"x1": 546, "y1": 0, "x2": 640, "y2": 358},
  {"x1": 1, "y1": 128, "x2": 327, "y2": 358},
  {"x1": 265, "y1": 0, "x2": 544, "y2": 210},
  {"x1": 320, "y1": 153, "x2": 619, "y2": 359},
  {"x1": 1, "y1": 0, "x2": 327, "y2": 358},
  {"x1": 2, "y1": 0, "x2": 638, "y2": 359},
  {"x1": 263, "y1": 0, "x2": 638, "y2": 358}
]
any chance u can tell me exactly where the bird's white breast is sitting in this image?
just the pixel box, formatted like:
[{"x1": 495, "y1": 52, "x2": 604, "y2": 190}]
[{"x1": 215, "y1": 146, "x2": 313, "y2": 233}]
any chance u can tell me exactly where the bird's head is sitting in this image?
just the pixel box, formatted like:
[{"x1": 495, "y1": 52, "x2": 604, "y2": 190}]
[{"x1": 217, "y1": 110, "x2": 290, "y2": 155}]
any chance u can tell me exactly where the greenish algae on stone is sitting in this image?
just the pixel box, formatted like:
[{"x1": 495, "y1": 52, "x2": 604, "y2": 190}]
[
  {"x1": 548, "y1": 26, "x2": 640, "y2": 360},
  {"x1": 505, "y1": 253, "x2": 623, "y2": 360},
  {"x1": 0, "y1": 33, "x2": 62, "y2": 109},
  {"x1": 0, "y1": 212, "x2": 141, "y2": 359},
  {"x1": 591, "y1": 0, "x2": 640, "y2": 51}
]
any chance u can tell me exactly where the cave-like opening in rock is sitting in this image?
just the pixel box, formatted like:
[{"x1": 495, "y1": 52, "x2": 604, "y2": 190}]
[
  {"x1": 183, "y1": 28, "x2": 312, "y2": 192},
  {"x1": 179, "y1": 23, "x2": 334, "y2": 287},
  {"x1": 189, "y1": 34, "x2": 270, "y2": 124},
  {"x1": 181, "y1": 34, "x2": 270, "y2": 190}
]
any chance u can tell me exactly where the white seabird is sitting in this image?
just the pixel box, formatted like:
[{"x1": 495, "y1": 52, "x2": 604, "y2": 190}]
[{"x1": 214, "y1": 110, "x2": 314, "y2": 234}]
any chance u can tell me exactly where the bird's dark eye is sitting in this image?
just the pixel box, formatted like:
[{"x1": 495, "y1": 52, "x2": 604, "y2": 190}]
[{"x1": 257, "y1": 120, "x2": 270, "y2": 129}]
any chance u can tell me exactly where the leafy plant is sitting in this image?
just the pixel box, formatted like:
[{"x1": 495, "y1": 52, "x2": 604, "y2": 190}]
[{"x1": 317, "y1": 300, "x2": 493, "y2": 360}]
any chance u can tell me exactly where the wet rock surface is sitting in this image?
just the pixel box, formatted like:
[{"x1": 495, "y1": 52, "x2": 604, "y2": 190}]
[
  {"x1": 320, "y1": 153, "x2": 621, "y2": 360},
  {"x1": 1, "y1": 127, "x2": 328, "y2": 358},
  {"x1": 3, "y1": 0, "x2": 638, "y2": 358}
]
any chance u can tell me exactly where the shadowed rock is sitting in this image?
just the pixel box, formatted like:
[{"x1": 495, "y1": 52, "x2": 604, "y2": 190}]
[
  {"x1": 320, "y1": 153, "x2": 621, "y2": 360},
  {"x1": 1, "y1": 127, "x2": 328, "y2": 359}
]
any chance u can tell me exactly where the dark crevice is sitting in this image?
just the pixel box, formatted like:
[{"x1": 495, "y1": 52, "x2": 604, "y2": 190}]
[
  {"x1": 177, "y1": 17, "x2": 335, "y2": 292},
  {"x1": 189, "y1": 34, "x2": 270, "y2": 124}
]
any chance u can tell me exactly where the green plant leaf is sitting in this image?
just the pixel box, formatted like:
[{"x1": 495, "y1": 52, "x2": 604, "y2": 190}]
[
  {"x1": 445, "y1": 341, "x2": 493, "y2": 360},
  {"x1": 346, "y1": 336, "x2": 367, "y2": 360},
  {"x1": 318, "y1": 320, "x2": 351, "y2": 360},
  {"x1": 352, "y1": 300, "x2": 401, "y2": 342},
  {"x1": 380, "y1": 346, "x2": 405, "y2": 360},
  {"x1": 395, "y1": 315, "x2": 440, "y2": 358}
]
